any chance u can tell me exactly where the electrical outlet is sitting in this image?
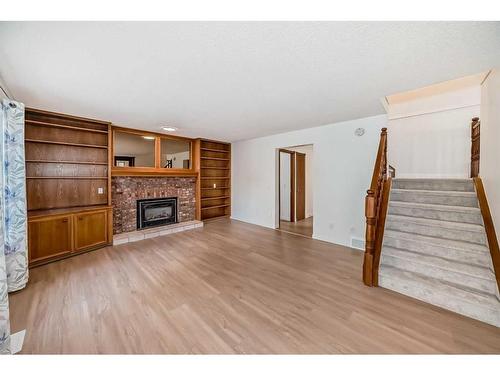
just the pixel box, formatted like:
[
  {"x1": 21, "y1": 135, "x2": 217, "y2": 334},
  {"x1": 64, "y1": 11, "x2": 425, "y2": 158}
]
[{"x1": 97, "y1": 187, "x2": 104, "y2": 194}]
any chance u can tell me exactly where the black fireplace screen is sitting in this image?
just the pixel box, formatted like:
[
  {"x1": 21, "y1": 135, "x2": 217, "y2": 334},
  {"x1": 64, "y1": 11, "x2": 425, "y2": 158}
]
[{"x1": 137, "y1": 197, "x2": 177, "y2": 229}]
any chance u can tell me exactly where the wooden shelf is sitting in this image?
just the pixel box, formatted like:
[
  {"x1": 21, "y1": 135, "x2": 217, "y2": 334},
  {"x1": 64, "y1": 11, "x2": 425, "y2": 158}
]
[
  {"x1": 25, "y1": 107, "x2": 112, "y2": 213},
  {"x1": 26, "y1": 119, "x2": 109, "y2": 134},
  {"x1": 201, "y1": 204, "x2": 231, "y2": 210},
  {"x1": 201, "y1": 196, "x2": 230, "y2": 201},
  {"x1": 199, "y1": 139, "x2": 231, "y2": 221},
  {"x1": 26, "y1": 176, "x2": 107, "y2": 180},
  {"x1": 202, "y1": 214, "x2": 230, "y2": 222},
  {"x1": 28, "y1": 205, "x2": 112, "y2": 219},
  {"x1": 200, "y1": 156, "x2": 229, "y2": 161},
  {"x1": 26, "y1": 107, "x2": 110, "y2": 125},
  {"x1": 200, "y1": 147, "x2": 229, "y2": 153},
  {"x1": 26, "y1": 159, "x2": 108, "y2": 165},
  {"x1": 112, "y1": 168, "x2": 198, "y2": 177},
  {"x1": 26, "y1": 139, "x2": 108, "y2": 149}
]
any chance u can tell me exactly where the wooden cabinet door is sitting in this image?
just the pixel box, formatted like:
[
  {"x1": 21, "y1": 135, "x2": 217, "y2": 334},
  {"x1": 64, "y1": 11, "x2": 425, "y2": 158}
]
[
  {"x1": 74, "y1": 210, "x2": 108, "y2": 251},
  {"x1": 295, "y1": 152, "x2": 306, "y2": 221},
  {"x1": 29, "y1": 215, "x2": 72, "y2": 264}
]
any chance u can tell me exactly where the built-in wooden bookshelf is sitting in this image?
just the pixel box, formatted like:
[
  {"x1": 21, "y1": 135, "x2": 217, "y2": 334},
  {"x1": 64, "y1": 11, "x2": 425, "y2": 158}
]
[
  {"x1": 25, "y1": 108, "x2": 111, "y2": 211},
  {"x1": 196, "y1": 139, "x2": 231, "y2": 220},
  {"x1": 25, "y1": 108, "x2": 113, "y2": 267}
]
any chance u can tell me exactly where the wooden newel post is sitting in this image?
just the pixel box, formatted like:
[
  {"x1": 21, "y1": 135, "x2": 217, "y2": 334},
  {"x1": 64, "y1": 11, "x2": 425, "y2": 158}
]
[{"x1": 363, "y1": 189, "x2": 376, "y2": 286}]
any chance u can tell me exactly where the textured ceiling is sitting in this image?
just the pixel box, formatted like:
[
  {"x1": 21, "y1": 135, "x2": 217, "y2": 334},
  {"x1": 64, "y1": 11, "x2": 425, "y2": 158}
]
[{"x1": 1, "y1": 22, "x2": 499, "y2": 141}]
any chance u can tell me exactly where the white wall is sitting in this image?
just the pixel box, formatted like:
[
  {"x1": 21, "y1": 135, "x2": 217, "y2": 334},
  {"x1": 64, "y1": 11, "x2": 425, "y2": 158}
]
[
  {"x1": 387, "y1": 82, "x2": 480, "y2": 178},
  {"x1": 279, "y1": 152, "x2": 291, "y2": 221},
  {"x1": 285, "y1": 145, "x2": 314, "y2": 218},
  {"x1": 0, "y1": 77, "x2": 12, "y2": 100},
  {"x1": 231, "y1": 115, "x2": 386, "y2": 247},
  {"x1": 480, "y1": 69, "x2": 500, "y2": 236}
]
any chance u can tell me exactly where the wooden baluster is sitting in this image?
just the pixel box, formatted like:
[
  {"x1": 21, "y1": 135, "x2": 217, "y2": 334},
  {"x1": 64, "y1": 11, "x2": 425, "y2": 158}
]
[{"x1": 363, "y1": 189, "x2": 376, "y2": 286}]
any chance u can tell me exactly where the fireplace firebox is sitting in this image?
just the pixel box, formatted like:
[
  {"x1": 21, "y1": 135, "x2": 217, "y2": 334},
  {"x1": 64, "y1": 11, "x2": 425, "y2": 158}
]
[{"x1": 137, "y1": 197, "x2": 177, "y2": 230}]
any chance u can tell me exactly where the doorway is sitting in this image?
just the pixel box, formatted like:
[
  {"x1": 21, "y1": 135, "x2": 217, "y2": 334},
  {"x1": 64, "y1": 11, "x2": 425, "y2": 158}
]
[{"x1": 278, "y1": 145, "x2": 313, "y2": 237}]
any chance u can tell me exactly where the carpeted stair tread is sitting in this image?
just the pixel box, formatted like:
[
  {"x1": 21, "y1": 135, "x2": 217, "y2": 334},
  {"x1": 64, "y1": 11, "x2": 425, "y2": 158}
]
[
  {"x1": 391, "y1": 189, "x2": 477, "y2": 196},
  {"x1": 386, "y1": 214, "x2": 487, "y2": 245},
  {"x1": 392, "y1": 178, "x2": 475, "y2": 192},
  {"x1": 386, "y1": 214, "x2": 484, "y2": 232},
  {"x1": 388, "y1": 201, "x2": 482, "y2": 224},
  {"x1": 379, "y1": 264, "x2": 499, "y2": 307},
  {"x1": 390, "y1": 189, "x2": 479, "y2": 207},
  {"x1": 382, "y1": 248, "x2": 496, "y2": 295},
  {"x1": 383, "y1": 229, "x2": 490, "y2": 254},
  {"x1": 379, "y1": 264, "x2": 500, "y2": 327},
  {"x1": 382, "y1": 246, "x2": 494, "y2": 282},
  {"x1": 388, "y1": 201, "x2": 480, "y2": 213}
]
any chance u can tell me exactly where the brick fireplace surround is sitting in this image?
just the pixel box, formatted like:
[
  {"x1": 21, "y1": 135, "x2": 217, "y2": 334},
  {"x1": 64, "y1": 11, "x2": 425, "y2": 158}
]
[{"x1": 112, "y1": 176, "x2": 196, "y2": 234}]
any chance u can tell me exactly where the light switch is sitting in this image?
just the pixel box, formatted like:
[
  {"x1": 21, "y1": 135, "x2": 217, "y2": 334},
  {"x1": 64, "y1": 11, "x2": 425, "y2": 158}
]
[{"x1": 98, "y1": 187, "x2": 104, "y2": 194}]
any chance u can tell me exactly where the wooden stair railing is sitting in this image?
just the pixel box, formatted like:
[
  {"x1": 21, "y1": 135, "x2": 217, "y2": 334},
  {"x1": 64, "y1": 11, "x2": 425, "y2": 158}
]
[
  {"x1": 473, "y1": 177, "x2": 500, "y2": 295},
  {"x1": 363, "y1": 127, "x2": 391, "y2": 286}
]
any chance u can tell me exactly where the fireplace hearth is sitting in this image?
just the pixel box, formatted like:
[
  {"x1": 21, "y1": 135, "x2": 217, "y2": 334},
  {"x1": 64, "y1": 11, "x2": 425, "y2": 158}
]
[{"x1": 137, "y1": 197, "x2": 177, "y2": 230}]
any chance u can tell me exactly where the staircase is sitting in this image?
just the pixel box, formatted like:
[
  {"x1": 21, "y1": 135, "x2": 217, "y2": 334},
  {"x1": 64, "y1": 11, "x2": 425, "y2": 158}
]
[{"x1": 378, "y1": 178, "x2": 500, "y2": 327}]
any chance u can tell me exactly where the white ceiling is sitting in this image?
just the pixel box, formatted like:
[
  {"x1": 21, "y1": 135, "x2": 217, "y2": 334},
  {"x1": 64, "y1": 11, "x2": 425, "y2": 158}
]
[{"x1": 1, "y1": 22, "x2": 499, "y2": 142}]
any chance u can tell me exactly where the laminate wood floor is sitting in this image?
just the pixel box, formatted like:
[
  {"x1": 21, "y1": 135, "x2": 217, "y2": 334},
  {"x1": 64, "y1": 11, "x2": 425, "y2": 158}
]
[
  {"x1": 280, "y1": 217, "x2": 313, "y2": 237},
  {"x1": 9, "y1": 218, "x2": 500, "y2": 354}
]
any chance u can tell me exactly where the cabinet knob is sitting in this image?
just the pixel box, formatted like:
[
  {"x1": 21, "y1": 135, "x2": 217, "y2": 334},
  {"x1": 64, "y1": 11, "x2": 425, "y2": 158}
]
[
  {"x1": 61, "y1": 218, "x2": 68, "y2": 223},
  {"x1": 78, "y1": 217, "x2": 83, "y2": 221}
]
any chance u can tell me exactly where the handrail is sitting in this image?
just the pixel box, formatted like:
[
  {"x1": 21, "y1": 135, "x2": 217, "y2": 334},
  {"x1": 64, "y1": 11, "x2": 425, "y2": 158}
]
[
  {"x1": 473, "y1": 177, "x2": 500, "y2": 295},
  {"x1": 363, "y1": 128, "x2": 389, "y2": 286},
  {"x1": 369, "y1": 129, "x2": 388, "y2": 191}
]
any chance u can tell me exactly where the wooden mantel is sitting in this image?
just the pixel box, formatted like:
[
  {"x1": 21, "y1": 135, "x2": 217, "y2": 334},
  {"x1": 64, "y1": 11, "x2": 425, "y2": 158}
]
[{"x1": 111, "y1": 168, "x2": 198, "y2": 177}]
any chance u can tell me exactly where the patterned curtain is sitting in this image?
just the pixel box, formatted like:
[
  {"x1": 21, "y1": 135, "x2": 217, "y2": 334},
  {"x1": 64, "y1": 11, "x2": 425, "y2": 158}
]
[
  {"x1": 0, "y1": 164, "x2": 9, "y2": 353},
  {"x1": 0, "y1": 99, "x2": 28, "y2": 354},
  {"x1": 1, "y1": 99, "x2": 28, "y2": 292}
]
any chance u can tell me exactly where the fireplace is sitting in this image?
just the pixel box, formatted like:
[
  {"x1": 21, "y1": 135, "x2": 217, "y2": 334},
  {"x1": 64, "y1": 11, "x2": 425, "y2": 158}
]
[{"x1": 137, "y1": 197, "x2": 177, "y2": 230}]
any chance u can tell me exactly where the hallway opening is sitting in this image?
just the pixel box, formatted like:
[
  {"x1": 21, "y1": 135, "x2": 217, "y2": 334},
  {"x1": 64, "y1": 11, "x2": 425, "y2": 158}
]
[{"x1": 277, "y1": 145, "x2": 313, "y2": 237}]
